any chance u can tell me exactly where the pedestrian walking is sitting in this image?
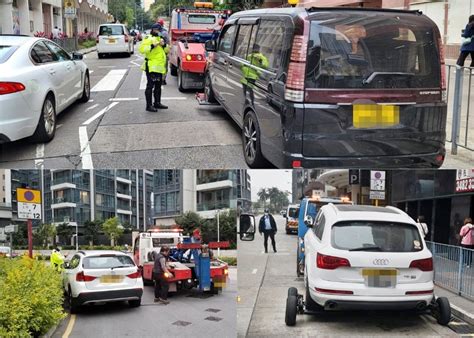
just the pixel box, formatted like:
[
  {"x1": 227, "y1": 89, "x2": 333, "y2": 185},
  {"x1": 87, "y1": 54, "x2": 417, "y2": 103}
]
[
  {"x1": 52, "y1": 26, "x2": 60, "y2": 39},
  {"x1": 416, "y1": 215, "x2": 429, "y2": 239},
  {"x1": 139, "y1": 23, "x2": 169, "y2": 112},
  {"x1": 456, "y1": 15, "x2": 474, "y2": 68},
  {"x1": 153, "y1": 246, "x2": 172, "y2": 304},
  {"x1": 460, "y1": 217, "x2": 474, "y2": 267},
  {"x1": 259, "y1": 209, "x2": 277, "y2": 253}
]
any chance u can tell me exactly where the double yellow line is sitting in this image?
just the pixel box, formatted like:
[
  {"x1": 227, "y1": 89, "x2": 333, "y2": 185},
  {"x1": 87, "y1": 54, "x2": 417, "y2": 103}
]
[{"x1": 62, "y1": 314, "x2": 76, "y2": 338}]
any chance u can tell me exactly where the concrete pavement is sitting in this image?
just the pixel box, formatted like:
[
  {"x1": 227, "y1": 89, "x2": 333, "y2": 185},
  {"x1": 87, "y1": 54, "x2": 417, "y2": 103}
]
[{"x1": 238, "y1": 214, "x2": 465, "y2": 337}]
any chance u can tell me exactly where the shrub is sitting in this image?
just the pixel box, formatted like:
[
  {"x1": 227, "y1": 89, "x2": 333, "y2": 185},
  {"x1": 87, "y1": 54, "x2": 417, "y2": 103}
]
[
  {"x1": 0, "y1": 257, "x2": 66, "y2": 337},
  {"x1": 218, "y1": 256, "x2": 237, "y2": 266}
]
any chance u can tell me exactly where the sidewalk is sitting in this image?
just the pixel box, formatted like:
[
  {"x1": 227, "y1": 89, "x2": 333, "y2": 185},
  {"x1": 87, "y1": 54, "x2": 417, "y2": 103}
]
[
  {"x1": 77, "y1": 46, "x2": 96, "y2": 55},
  {"x1": 435, "y1": 285, "x2": 474, "y2": 325}
]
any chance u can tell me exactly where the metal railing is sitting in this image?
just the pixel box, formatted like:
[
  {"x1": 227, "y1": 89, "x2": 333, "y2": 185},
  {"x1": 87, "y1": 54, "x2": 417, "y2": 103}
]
[
  {"x1": 426, "y1": 241, "x2": 474, "y2": 301},
  {"x1": 53, "y1": 37, "x2": 78, "y2": 53},
  {"x1": 446, "y1": 65, "x2": 474, "y2": 153}
]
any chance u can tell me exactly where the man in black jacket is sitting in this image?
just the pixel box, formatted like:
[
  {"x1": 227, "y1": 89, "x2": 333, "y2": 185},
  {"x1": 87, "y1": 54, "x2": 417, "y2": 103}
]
[{"x1": 259, "y1": 208, "x2": 277, "y2": 253}]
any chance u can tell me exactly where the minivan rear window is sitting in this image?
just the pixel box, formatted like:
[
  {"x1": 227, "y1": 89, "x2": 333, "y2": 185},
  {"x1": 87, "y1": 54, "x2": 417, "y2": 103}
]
[
  {"x1": 331, "y1": 221, "x2": 423, "y2": 252},
  {"x1": 83, "y1": 255, "x2": 135, "y2": 269},
  {"x1": 99, "y1": 25, "x2": 124, "y2": 36},
  {"x1": 306, "y1": 12, "x2": 441, "y2": 89},
  {"x1": 0, "y1": 45, "x2": 18, "y2": 64}
]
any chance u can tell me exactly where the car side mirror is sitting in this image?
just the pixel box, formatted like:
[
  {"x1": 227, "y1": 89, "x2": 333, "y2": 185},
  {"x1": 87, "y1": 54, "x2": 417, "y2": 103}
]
[
  {"x1": 72, "y1": 52, "x2": 83, "y2": 60},
  {"x1": 239, "y1": 214, "x2": 256, "y2": 241},
  {"x1": 64, "y1": 262, "x2": 70, "y2": 269},
  {"x1": 205, "y1": 40, "x2": 216, "y2": 52},
  {"x1": 304, "y1": 215, "x2": 314, "y2": 227}
]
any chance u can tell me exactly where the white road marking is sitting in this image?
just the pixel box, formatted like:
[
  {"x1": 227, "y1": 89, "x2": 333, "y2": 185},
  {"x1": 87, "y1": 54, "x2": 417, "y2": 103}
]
[
  {"x1": 161, "y1": 97, "x2": 187, "y2": 100},
  {"x1": 130, "y1": 61, "x2": 141, "y2": 67},
  {"x1": 109, "y1": 98, "x2": 139, "y2": 102},
  {"x1": 79, "y1": 126, "x2": 93, "y2": 169},
  {"x1": 82, "y1": 102, "x2": 119, "y2": 126},
  {"x1": 88, "y1": 99, "x2": 94, "y2": 103},
  {"x1": 135, "y1": 55, "x2": 144, "y2": 60},
  {"x1": 91, "y1": 69, "x2": 127, "y2": 92},
  {"x1": 57, "y1": 124, "x2": 63, "y2": 129},
  {"x1": 252, "y1": 269, "x2": 258, "y2": 274},
  {"x1": 139, "y1": 72, "x2": 147, "y2": 90},
  {"x1": 98, "y1": 65, "x2": 116, "y2": 68},
  {"x1": 85, "y1": 103, "x2": 99, "y2": 112},
  {"x1": 35, "y1": 144, "x2": 44, "y2": 159},
  {"x1": 89, "y1": 70, "x2": 94, "y2": 74}
]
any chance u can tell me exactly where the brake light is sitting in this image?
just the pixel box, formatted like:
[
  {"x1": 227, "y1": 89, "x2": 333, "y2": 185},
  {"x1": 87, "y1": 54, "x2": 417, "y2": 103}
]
[
  {"x1": 96, "y1": 37, "x2": 99, "y2": 44},
  {"x1": 292, "y1": 160, "x2": 302, "y2": 168},
  {"x1": 315, "y1": 287, "x2": 353, "y2": 295},
  {"x1": 406, "y1": 290, "x2": 433, "y2": 295},
  {"x1": 76, "y1": 271, "x2": 97, "y2": 282},
  {"x1": 126, "y1": 270, "x2": 141, "y2": 279},
  {"x1": 317, "y1": 253, "x2": 351, "y2": 270},
  {"x1": 285, "y1": 35, "x2": 308, "y2": 102},
  {"x1": 0, "y1": 82, "x2": 25, "y2": 95},
  {"x1": 438, "y1": 37, "x2": 447, "y2": 102},
  {"x1": 125, "y1": 35, "x2": 129, "y2": 43},
  {"x1": 409, "y1": 257, "x2": 433, "y2": 271}
]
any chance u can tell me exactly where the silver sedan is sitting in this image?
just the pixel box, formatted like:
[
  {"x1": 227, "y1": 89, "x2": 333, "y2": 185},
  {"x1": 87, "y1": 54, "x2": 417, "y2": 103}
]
[{"x1": 0, "y1": 35, "x2": 90, "y2": 143}]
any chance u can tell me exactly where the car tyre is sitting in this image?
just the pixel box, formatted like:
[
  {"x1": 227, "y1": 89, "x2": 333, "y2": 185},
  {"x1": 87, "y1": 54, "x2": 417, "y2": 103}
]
[
  {"x1": 305, "y1": 278, "x2": 323, "y2": 312},
  {"x1": 296, "y1": 248, "x2": 303, "y2": 277},
  {"x1": 98, "y1": 53, "x2": 104, "y2": 59},
  {"x1": 178, "y1": 67, "x2": 186, "y2": 92},
  {"x1": 31, "y1": 94, "x2": 56, "y2": 143},
  {"x1": 204, "y1": 72, "x2": 217, "y2": 103},
  {"x1": 128, "y1": 298, "x2": 141, "y2": 308},
  {"x1": 288, "y1": 287, "x2": 298, "y2": 297},
  {"x1": 79, "y1": 72, "x2": 90, "y2": 103},
  {"x1": 170, "y1": 63, "x2": 178, "y2": 76},
  {"x1": 68, "y1": 289, "x2": 79, "y2": 314},
  {"x1": 242, "y1": 111, "x2": 266, "y2": 168},
  {"x1": 434, "y1": 297, "x2": 451, "y2": 325},
  {"x1": 285, "y1": 295, "x2": 298, "y2": 326}
]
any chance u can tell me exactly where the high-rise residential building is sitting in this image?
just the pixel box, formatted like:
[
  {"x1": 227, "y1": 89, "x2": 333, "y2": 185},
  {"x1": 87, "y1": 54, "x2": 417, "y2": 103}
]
[
  {"x1": 0, "y1": 170, "x2": 12, "y2": 227},
  {"x1": 154, "y1": 170, "x2": 250, "y2": 225}
]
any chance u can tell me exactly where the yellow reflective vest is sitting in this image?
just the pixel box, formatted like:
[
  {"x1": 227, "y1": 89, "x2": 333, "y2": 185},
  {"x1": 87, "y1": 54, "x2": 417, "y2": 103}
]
[
  {"x1": 139, "y1": 34, "x2": 169, "y2": 74},
  {"x1": 50, "y1": 250, "x2": 64, "y2": 272},
  {"x1": 241, "y1": 52, "x2": 269, "y2": 85}
]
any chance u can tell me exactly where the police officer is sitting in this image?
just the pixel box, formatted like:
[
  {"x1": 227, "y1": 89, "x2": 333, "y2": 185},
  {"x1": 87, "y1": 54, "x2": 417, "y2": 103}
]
[
  {"x1": 50, "y1": 247, "x2": 64, "y2": 272},
  {"x1": 139, "y1": 23, "x2": 168, "y2": 112},
  {"x1": 153, "y1": 246, "x2": 173, "y2": 304},
  {"x1": 258, "y1": 209, "x2": 277, "y2": 253},
  {"x1": 241, "y1": 44, "x2": 268, "y2": 106},
  {"x1": 157, "y1": 19, "x2": 169, "y2": 85}
]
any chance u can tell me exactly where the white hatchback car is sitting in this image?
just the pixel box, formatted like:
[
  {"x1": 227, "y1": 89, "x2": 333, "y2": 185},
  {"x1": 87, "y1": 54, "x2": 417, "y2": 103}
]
[
  {"x1": 96, "y1": 24, "x2": 134, "y2": 58},
  {"x1": 286, "y1": 204, "x2": 451, "y2": 326},
  {"x1": 63, "y1": 250, "x2": 143, "y2": 313},
  {"x1": 0, "y1": 35, "x2": 90, "y2": 143}
]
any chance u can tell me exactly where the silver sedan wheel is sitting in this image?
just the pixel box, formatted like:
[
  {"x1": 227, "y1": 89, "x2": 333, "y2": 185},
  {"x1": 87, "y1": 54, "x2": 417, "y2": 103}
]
[{"x1": 43, "y1": 99, "x2": 56, "y2": 136}]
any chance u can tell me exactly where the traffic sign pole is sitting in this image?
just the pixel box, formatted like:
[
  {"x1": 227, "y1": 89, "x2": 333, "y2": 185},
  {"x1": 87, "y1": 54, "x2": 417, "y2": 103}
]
[{"x1": 27, "y1": 219, "x2": 33, "y2": 258}]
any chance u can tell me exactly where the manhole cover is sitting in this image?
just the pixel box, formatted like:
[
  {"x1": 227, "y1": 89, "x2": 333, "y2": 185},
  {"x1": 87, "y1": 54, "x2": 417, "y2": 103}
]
[
  {"x1": 172, "y1": 320, "x2": 192, "y2": 327},
  {"x1": 205, "y1": 316, "x2": 223, "y2": 322},
  {"x1": 205, "y1": 308, "x2": 221, "y2": 313}
]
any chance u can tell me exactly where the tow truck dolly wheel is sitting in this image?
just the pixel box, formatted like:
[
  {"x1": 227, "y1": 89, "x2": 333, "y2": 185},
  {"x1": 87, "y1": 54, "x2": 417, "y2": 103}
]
[
  {"x1": 285, "y1": 294, "x2": 298, "y2": 326},
  {"x1": 288, "y1": 287, "x2": 298, "y2": 297},
  {"x1": 431, "y1": 297, "x2": 451, "y2": 325}
]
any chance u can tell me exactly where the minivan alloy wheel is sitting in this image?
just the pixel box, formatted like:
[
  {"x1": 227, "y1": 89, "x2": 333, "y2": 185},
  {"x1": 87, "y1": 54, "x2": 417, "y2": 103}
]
[{"x1": 244, "y1": 118, "x2": 257, "y2": 161}]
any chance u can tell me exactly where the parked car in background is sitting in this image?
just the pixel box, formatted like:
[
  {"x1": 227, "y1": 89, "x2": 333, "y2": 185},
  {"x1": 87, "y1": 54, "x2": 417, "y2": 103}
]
[
  {"x1": 285, "y1": 204, "x2": 299, "y2": 234},
  {"x1": 0, "y1": 246, "x2": 11, "y2": 258},
  {"x1": 96, "y1": 24, "x2": 134, "y2": 58},
  {"x1": 205, "y1": 7, "x2": 447, "y2": 169},
  {"x1": 0, "y1": 35, "x2": 90, "y2": 144},
  {"x1": 130, "y1": 29, "x2": 142, "y2": 44},
  {"x1": 63, "y1": 250, "x2": 143, "y2": 313}
]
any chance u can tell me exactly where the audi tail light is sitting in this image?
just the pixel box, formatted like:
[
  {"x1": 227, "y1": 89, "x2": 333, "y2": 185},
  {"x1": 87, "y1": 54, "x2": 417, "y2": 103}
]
[
  {"x1": 315, "y1": 287, "x2": 353, "y2": 295},
  {"x1": 406, "y1": 290, "x2": 433, "y2": 295},
  {"x1": 76, "y1": 271, "x2": 97, "y2": 282},
  {"x1": 317, "y1": 253, "x2": 351, "y2": 270},
  {"x1": 0, "y1": 82, "x2": 25, "y2": 95},
  {"x1": 125, "y1": 35, "x2": 129, "y2": 43},
  {"x1": 285, "y1": 35, "x2": 308, "y2": 102},
  {"x1": 126, "y1": 270, "x2": 141, "y2": 279},
  {"x1": 409, "y1": 257, "x2": 433, "y2": 272}
]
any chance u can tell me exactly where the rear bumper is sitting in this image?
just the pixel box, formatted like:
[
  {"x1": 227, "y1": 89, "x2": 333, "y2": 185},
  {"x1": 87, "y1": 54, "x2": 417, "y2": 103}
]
[
  {"x1": 180, "y1": 70, "x2": 205, "y2": 89},
  {"x1": 320, "y1": 300, "x2": 430, "y2": 311},
  {"x1": 97, "y1": 43, "x2": 129, "y2": 53},
  {"x1": 0, "y1": 93, "x2": 40, "y2": 142},
  {"x1": 76, "y1": 288, "x2": 143, "y2": 305}
]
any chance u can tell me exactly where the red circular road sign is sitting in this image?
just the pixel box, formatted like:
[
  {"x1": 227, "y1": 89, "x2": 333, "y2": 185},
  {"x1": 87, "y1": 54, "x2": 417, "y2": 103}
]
[{"x1": 24, "y1": 191, "x2": 35, "y2": 201}]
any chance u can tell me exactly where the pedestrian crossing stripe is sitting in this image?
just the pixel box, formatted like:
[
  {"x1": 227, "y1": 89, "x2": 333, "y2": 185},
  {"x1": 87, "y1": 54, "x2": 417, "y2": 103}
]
[{"x1": 91, "y1": 69, "x2": 127, "y2": 92}]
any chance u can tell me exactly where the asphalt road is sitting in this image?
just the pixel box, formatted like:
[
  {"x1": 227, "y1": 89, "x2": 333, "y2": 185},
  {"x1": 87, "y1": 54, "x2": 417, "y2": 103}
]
[
  {"x1": 52, "y1": 266, "x2": 236, "y2": 338},
  {"x1": 0, "y1": 46, "x2": 246, "y2": 169},
  {"x1": 237, "y1": 215, "x2": 460, "y2": 337}
]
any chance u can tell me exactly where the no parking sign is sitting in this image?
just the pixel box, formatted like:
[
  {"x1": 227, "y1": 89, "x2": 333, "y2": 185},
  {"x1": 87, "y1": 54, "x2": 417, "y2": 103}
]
[{"x1": 16, "y1": 188, "x2": 42, "y2": 220}]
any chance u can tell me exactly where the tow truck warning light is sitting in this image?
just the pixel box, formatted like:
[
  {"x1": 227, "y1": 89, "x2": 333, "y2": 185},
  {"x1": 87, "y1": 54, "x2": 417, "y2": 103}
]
[{"x1": 194, "y1": 1, "x2": 214, "y2": 8}]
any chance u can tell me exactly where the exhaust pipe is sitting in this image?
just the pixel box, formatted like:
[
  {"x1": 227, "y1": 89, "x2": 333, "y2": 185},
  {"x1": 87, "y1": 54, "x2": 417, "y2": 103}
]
[
  {"x1": 326, "y1": 301, "x2": 337, "y2": 310},
  {"x1": 416, "y1": 302, "x2": 427, "y2": 311}
]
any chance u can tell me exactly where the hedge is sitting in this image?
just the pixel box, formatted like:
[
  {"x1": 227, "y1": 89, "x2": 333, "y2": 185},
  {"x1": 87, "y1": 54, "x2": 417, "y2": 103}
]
[
  {"x1": 0, "y1": 257, "x2": 66, "y2": 337},
  {"x1": 219, "y1": 256, "x2": 237, "y2": 266}
]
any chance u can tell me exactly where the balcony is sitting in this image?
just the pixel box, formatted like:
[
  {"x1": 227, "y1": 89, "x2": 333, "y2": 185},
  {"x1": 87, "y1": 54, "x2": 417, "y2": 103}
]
[
  {"x1": 51, "y1": 198, "x2": 76, "y2": 209},
  {"x1": 196, "y1": 180, "x2": 233, "y2": 192},
  {"x1": 51, "y1": 182, "x2": 76, "y2": 191},
  {"x1": 116, "y1": 177, "x2": 132, "y2": 185},
  {"x1": 117, "y1": 209, "x2": 132, "y2": 215},
  {"x1": 117, "y1": 192, "x2": 132, "y2": 200}
]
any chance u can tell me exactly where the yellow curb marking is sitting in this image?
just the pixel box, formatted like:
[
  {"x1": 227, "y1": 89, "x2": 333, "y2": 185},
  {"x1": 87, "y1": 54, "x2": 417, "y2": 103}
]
[{"x1": 62, "y1": 314, "x2": 76, "y2": 338}]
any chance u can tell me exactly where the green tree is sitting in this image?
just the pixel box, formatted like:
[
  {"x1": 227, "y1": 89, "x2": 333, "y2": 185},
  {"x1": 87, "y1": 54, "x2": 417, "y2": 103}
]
[
  {"x1": 12, "y1": 222, "x2": 27, "y2": 247},
  {"x1": 83, "y1": 220, "x2": 102, "y2": 246},
  {"x1": 257, "y1": 188, "x2": 269, "y2": 208},
  {"x1": 175, "y1": 211, "x2": 205, "y2": 236},
  {"x1": 34, "y1": 223, "x2": 57, "y2": 248},
  {"x1": 202, "y1": 209, "x2": 237, "y2": 247},
  {"x1": 101, "y1": 217, "x2": 123, "y2": 246},
  {"x1": 56, "y1": 223, "x2": 73, "y2": 246}
]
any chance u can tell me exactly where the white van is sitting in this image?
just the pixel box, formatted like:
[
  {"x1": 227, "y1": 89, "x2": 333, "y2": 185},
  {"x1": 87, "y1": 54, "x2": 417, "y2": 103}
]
[{"x1": 96, "y1": 24, "x2": 134, "y2": 58}]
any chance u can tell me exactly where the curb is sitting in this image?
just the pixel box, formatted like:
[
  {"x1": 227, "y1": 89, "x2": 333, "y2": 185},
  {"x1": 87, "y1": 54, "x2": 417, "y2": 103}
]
[
  {"x1": 40, "y1": 313, "x2": 70, "y2": 338},
  {"x1": 78, "y1": 47, "x2": 96, "y2": 55},
  {"x1": 450, "y1": 303, "x2": 474, "y2": 326}
]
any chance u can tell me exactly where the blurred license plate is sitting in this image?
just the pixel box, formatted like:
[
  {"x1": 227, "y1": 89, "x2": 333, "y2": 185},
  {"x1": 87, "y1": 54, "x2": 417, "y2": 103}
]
[
  {"x1": 100, "y1": 275, "x2": 123, "y2": 283},
  {"x1": 108, "y1": 38, "x2": 116, "y2": 43},
  {"x1": 353, "y1": 104, "x2": 399, "y2": 128},
  {"x1": 362, "y1": 269, "x2": 397, "y2": 287}
]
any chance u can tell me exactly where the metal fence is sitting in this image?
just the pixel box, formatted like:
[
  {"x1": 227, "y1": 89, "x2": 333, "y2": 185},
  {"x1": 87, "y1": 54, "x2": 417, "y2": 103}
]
[
  {"x1": 446, "y1": 65, "x2": 474, "y2": 154},
  {"x1": 426, "y1": 241, "x2": 474, "y2": 301},
  {"x1": 53, "y1": 37, "x2": 78, "y2": 53}
]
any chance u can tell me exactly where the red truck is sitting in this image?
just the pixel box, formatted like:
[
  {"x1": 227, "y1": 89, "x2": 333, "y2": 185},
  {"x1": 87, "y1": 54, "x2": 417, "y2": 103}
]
[{"x1": 168, "y1": 2, "x2": 230, "y2": 91}]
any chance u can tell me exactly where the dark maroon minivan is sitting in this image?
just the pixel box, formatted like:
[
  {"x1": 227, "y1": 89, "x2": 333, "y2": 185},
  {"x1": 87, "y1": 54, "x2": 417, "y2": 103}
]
[{"x1": 205, "y1": 7, "x2": 447, "y2": 168}]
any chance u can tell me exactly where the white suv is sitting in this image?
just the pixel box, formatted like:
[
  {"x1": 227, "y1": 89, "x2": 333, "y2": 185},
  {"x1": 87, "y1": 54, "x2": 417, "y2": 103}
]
[
  {"x1": 96, "y1": 24, "x2": 134, "y2": 58},
  {"x1": 286, "y1": 204, "x2": 451, "y2": 326},
  {"x1": 63, "y1": 250, "x2": 143, "y2": 313}
]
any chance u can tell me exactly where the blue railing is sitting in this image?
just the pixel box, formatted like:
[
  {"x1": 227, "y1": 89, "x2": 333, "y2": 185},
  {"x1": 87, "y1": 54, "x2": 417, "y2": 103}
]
[{"x1": 426, "y1": 241, "x2": 474, "y2": 301}]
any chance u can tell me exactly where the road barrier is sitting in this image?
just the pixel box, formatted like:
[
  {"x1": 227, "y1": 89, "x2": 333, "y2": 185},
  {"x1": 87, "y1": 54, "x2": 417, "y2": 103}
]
[
  {"x1": 426, "y1": 241, "x2": 474, "y2": 301},
  {"x1": 446, "y1": 65, "x2": 474, "y2": 154}
]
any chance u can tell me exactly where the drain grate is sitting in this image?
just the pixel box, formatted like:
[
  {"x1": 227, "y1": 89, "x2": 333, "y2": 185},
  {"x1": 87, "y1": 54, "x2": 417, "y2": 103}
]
[
  {"x1": 205, "y1": 316, "x2": 223, "y2": 322},
  {"x1": 172, "y1": 320, "x2": 192, "y2": 327},
  {"x1": 205, "y1": 308, "x2": 221, "y2": 313}
]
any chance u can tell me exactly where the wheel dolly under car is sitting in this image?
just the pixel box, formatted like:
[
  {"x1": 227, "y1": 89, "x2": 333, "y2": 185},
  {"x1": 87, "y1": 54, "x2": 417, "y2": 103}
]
[{"x1": 285, "y1": 285, "x2": 452, "y2": 327}]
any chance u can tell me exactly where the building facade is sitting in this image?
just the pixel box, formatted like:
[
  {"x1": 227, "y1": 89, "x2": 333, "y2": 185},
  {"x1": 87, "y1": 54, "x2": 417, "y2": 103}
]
[
  {"x1": 154, "y1": 170, "x2": 250, "y2": 225},
  {"x1": 0, "y1": 170, "x2": 12, "y2": 228}
]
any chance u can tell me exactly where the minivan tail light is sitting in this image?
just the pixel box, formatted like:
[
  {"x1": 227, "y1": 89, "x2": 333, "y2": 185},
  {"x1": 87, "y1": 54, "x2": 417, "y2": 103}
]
[
  {"x1": 409, "y1": 257, "x2": 433, "y2": 271},
  {"x1": 438, "y1": 37, "x2": 447, "y2": 102},
  {"x1": 317, "y1": 253, "x2": 351, "y2": 270},
  {"x1": 285, "y1": 35, "x2": 308, "y2": 102},
  {"x1": 0, "y1": 82, "x2": 25, "y2": 95},
  {"x1": 76, "y1": 271, "x2": 97, "y2": 282},
  {"x1": 127, "y1": 270, "x2": 141, "y2": 279}
]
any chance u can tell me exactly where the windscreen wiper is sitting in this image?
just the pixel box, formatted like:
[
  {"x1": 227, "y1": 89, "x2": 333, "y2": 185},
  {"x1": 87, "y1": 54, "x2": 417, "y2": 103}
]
[
  {"x1": 111, "y1": 265, "x2": 133, "y2": 270},
  {"x1": 349, "y1": 246, "x2": 384, "y2": 252},
  {"x1": 362, "y1": 72, "x2": 414, "y2": 85}
]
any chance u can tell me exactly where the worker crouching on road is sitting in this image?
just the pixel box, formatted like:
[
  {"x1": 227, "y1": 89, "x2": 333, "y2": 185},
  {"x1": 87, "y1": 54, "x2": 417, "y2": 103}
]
[
  {"x1": 139, "y1": 23, "x2": 169, "y2": 112},
  {"x1": 50, "y1": 247, "x2": 65, "y2": 272},
  {"x1": 153, "y1": 245, "x2": 173, "y2": 304}
]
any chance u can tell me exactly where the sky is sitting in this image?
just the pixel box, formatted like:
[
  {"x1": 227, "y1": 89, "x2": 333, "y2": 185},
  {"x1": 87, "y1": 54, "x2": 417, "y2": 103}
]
[{"x1": 248, "y1": 170, "x2": 293, "y2": 202}]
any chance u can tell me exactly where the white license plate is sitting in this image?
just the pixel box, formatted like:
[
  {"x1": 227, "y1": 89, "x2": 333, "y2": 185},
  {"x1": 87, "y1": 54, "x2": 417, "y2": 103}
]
[
  {"x1": 100, "y1": 275, "x2": 123, "y2": 283},
  {"x1": 362, "y1": 269, "x2": 397, "y2": 288}
]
